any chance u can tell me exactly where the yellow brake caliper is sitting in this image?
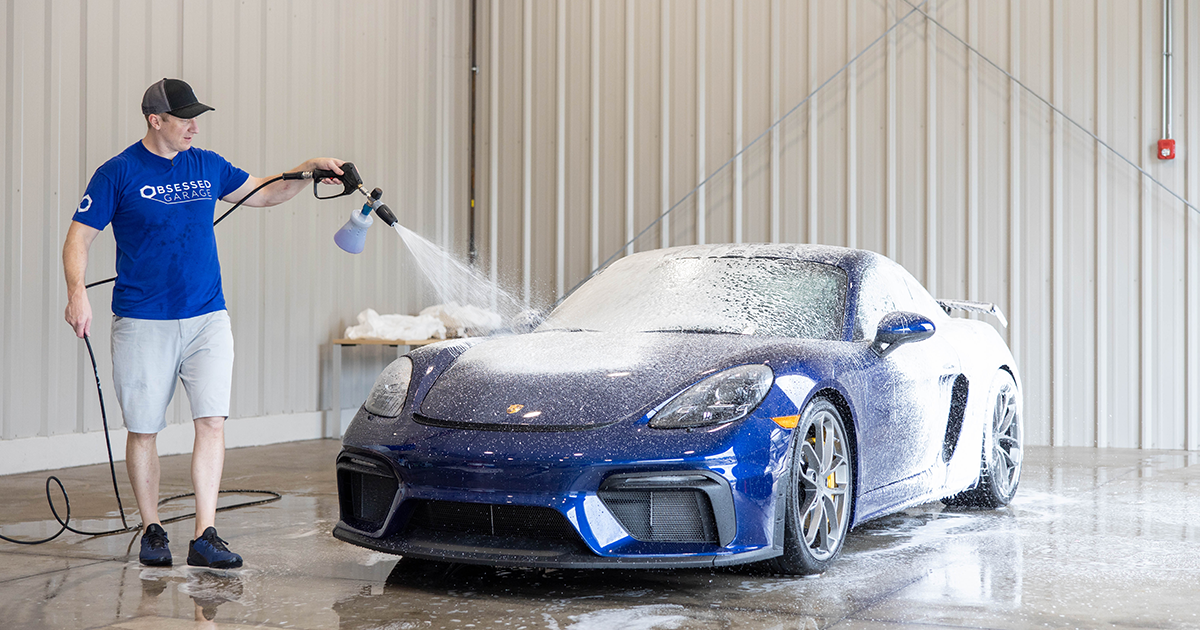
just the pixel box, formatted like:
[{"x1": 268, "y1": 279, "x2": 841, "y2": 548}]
[
  {"x1": 807, "y1": 434, "x2": 837, "y2": 488},
  {"x1": 823, "y1": 430, "x2": 837, "y2": 489}
]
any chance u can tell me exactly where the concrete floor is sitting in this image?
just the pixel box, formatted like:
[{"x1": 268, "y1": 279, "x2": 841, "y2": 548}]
[{"x1": 1, "y1": 440, "x2": 1198, "y2": 630}]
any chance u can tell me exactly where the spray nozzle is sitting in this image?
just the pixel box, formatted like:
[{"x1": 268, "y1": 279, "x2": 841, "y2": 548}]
[
  {"x1": 354, "y1": 188, "x2": 396, "y2": 226},
  {"x1": 374, "y1": 204, "x2": 397, "y2": 227}
]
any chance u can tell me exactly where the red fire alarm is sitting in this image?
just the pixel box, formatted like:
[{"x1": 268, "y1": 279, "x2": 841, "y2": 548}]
[{"x1": 1158, "y1": 139, "x2": 1176, "y2": 160}]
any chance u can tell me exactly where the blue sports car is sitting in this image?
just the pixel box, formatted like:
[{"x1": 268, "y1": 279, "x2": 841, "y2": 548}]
[{"x1": 333, "y1": 244, "x2": 1023, "y2": 574}]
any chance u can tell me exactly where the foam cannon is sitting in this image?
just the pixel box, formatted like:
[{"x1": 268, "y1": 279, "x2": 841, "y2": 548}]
[
  {"x1": 333, "y1": 186, "x2": 398, "y2": 254},
  {"x1": 283, "y1": 161, "x2": 398, "y2": 254}
]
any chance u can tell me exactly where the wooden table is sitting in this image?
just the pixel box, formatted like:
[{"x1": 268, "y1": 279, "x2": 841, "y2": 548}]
[{"x1": 326, "y1": 337, "x2": 440, "y2": 438}]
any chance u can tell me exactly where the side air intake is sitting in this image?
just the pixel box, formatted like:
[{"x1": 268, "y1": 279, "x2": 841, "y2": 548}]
[{"x1": 942, "y1": 374, "x2": 970, "y2": 462}]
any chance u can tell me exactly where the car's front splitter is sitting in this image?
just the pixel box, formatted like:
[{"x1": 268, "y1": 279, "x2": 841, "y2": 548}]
[{"x1": 331, "y1": 522, "x2": 782, "y2": 570}]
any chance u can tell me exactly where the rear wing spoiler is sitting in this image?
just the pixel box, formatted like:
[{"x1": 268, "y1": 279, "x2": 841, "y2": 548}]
[{"x1": 936, "y1": 299, "x2": 1008, "y2": 328}]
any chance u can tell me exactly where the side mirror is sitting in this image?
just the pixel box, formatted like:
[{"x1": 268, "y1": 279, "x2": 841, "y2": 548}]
[
  {"x1": 510, "y1": 309, "x2": 546, "y2": 334},
  {"x1": 870, "y1": 311, "x2": 935, "y2": 357}
]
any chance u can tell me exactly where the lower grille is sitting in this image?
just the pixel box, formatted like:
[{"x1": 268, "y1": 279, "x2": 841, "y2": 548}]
[
  {"x1": 337, "y1": 453, "x2": 400, "y2": 533},
  {"x1": 405, "y1": 500, "x2": 581, "y2": 544},
  {"x1": 599, "y1": 488, "x2": 718, "y2": 544}
]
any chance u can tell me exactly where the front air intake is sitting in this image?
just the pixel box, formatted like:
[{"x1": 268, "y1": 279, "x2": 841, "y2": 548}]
[
  {"x1": 404, "y1": 500, "x2": 582, "y2": 544},
  {"x1": 337, "y1": 452, "x2": 400, "y2": 533}
]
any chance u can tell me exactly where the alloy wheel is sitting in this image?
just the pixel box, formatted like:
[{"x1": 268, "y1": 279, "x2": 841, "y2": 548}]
[{"x1": 797, "y1": 407, "x2": 852, "y2": 561}]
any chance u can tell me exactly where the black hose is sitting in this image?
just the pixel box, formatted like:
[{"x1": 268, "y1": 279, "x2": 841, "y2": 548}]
[
  {"x1": 85, "y1": 175, "x2": 285, "y2": 289},
  {"x1": 0, "y1": 335, "x2": 282, "y2": 545},
  {"x1": 213, "y1": 175, "x2": 284, "y2": 227},
  {"x1": 90, "y1": 333, "x2": 128, "y2": 530}
]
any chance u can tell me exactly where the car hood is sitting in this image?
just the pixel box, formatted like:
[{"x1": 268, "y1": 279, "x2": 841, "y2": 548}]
[{"x1": 417, "y1": 330, "x2": 776, "y2": 430}]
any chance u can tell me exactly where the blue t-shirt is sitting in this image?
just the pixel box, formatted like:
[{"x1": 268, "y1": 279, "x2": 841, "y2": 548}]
[{"x1": 73, "y1": 141, "x2": 249, "y2": 319}]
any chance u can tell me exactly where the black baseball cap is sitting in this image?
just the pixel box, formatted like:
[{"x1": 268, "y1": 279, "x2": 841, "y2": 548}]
[{"x1": 141, "y1": 78, "x2": 214, "y2": 119}]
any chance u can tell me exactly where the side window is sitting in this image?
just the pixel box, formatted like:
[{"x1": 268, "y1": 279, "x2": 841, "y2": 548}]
[
  {"x1": 854, "y1": 267, "x2": 899, "y2": 341},
  {"x1": 902, "y1": 273, "x2": 948, "y2": 322},
  {"x1": 855, "y1": 260, "x2": 945, "y2": 340},
  {"x1": 879, "y1": 263, "x2": 918, "y2": 313}
]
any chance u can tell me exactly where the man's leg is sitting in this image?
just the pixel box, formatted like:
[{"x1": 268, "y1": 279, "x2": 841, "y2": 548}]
[
  {"x1": 180, "y1": 311, "x2": 241, "y2": 568},
  {"x1": 191, "y1": 416, "x2": 225, "y2": 538},
  {"x1": 187, "y1": 413, "x2": 241, "y2": 568},
  {"x1": 111, "y1": 315, "x2": 176, "y2": 565},
  {"x1": 126, "y1": 431, "x2": 162, "y2": 526}
]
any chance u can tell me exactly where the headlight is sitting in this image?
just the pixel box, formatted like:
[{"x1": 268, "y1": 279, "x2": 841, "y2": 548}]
[
  {"x1": 649, "y1": 364, "x2": 774, "y2": 429},
  {"x1": 364, "y1": 357, "x2": 413, "y2": 417}
]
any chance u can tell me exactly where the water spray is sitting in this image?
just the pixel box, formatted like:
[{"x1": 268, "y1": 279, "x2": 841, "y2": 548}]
[{"x1": 310, "y1": 164, "x2": 527, "y2": 330}]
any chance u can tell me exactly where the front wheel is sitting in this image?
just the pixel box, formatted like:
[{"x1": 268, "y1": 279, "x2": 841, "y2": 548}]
[
  {"x1": 946, "y1": 370, "x2": 1022, "y2": 508},
  {"x1": 763, "y1": 397, "x2": 854, "y2": 575}
]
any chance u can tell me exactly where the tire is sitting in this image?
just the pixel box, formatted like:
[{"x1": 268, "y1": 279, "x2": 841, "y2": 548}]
[
  {"x1": 763, "y1": 397, "x2": 854, "y2": 575},
  {"x1": 946, "y1": 371, "x2": 1023, "y2": 508}
]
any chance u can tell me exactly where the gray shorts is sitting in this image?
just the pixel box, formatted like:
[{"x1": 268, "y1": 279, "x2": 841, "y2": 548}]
[{"x1": 111, "y1": 310, "x2": 235, "y2": 434}]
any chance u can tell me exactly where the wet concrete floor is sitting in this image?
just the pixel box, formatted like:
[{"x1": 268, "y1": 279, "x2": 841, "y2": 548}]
[{"x1": 1, "y1": 439, "x2": 1198, "y2": 629}]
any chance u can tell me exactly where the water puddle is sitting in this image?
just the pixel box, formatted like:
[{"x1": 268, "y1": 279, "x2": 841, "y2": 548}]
[{"x1": 563, "y1": 605, "x2": 688, "y2": 630}]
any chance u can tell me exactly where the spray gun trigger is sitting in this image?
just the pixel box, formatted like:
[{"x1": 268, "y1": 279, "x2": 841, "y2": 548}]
[{"x1": 313, "y1": 162, "x2": 365, "y2": 199}]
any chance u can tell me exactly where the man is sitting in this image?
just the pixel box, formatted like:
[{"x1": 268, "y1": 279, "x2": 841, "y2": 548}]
[{"x1": 62, "y1": 78, "x2": 344, "y2": 568}]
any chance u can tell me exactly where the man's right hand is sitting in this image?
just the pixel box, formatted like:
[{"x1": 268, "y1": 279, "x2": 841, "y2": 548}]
[
  {"x1": 62, "y1": 220, "x2": 101, "y2": 339},
  {"x1": 66, "y1": 292, "x2": 92, "y2": 338}
]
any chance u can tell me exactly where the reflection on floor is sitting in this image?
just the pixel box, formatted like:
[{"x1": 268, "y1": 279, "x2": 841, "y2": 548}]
[{"x1": 1, "y1": 440, "x2": 1198, "y2": 629}]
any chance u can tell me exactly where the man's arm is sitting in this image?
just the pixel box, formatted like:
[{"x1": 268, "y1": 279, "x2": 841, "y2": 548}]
[
  {"x1": 221, "y1": 157, "x2": 346, "y2": 208},
  {"x1": 63, "y1": 221, "x2": 101, "y2": 338}
]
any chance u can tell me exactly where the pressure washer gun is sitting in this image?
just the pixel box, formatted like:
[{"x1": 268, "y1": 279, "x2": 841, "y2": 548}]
[{"x1": 282, "y1": 162, "x2": 398, "y2": 254}]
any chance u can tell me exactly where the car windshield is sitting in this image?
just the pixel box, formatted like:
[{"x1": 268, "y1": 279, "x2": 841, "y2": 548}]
[{"x1": 541, "y1": 255, "x2": 847, "y2": 339}]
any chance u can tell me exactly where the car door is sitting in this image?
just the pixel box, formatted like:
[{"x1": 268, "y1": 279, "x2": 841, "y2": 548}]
[{"x1": 848, "y1": 262, "x2": 961, "y2": 494}]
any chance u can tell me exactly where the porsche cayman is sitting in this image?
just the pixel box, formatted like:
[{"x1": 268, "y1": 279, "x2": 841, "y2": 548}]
[{"x1": 332, "y1": 243, "x2": 1023, "y2": 574}]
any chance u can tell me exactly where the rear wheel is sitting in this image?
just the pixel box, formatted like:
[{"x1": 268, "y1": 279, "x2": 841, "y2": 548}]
[
  {"x1": 765, "y1": 397, "x2": 854, "y2": 575},
  {"x1": 947, "y1": 371, "x2": 1022, "y2": 508}
]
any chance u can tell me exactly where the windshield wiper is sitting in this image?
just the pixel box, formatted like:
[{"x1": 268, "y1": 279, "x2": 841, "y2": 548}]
[{"x1": 641, "y1": 327, "x2": 744, "y2": 335}]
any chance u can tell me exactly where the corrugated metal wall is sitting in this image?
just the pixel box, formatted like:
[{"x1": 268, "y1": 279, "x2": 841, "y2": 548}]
[
  {"x1": 3, "y1": 0, "x2": 1198, "y2": 455},
  {"x1": 472, "y1": 0, "x2": 1200, "y2": 450},
  {"x1": 1, "y1": 0, "x2": 468, "y2": 441}
]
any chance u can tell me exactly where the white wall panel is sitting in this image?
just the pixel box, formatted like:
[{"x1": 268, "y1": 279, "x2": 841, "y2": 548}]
[
  {"x1": 4, "y1": 0, "x2": 1200, "y2": 456},
  {"x1": 1, "y1": 0, "x2": 466, "y2": 450},
  {"x1": 1189, "y1": 0, "x2": 1200, "y2": 452},
  {"x1": 474, "y1": 0, "x2": 1200, "y2": 450},
  {"x1": 1, "y1": 0, "x2": 12, "y2": 440}
]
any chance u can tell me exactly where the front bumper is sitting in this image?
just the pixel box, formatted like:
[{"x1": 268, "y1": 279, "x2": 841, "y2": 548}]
[{"x1": 332, "y1": 404, "x2": 795, "y2": 569}]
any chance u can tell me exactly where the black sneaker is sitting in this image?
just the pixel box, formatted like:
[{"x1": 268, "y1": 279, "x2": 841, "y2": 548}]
[
  {"x1": 139, "y1": 523, "x2": 172, "y2": 566},
  {"x1": 187, "y1": 527, "x2": 243, "y2": 569}
]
